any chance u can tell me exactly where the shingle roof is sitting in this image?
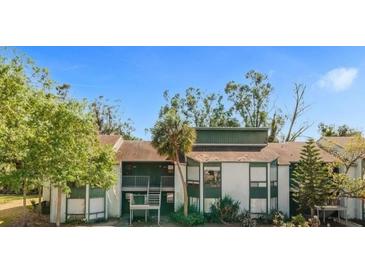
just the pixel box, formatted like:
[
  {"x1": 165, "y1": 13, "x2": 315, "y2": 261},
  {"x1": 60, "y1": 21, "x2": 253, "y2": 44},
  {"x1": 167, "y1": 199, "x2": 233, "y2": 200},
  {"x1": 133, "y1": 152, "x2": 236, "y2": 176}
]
[
  {"x1": 113, "y1": 139, "x2": 338, "y2": 165},
  {"x1": 186, "y1": 146, "x2": 279, "y2": 163},
  {"x1": 99, "y1": 134, "x2": 121, "y2": 146},
  {"x1": 116, "y1": 141, "x2": 171, "y2": 162},
  {"x1": 268, "y1": 142, "x2": 337, "y2": 165}
]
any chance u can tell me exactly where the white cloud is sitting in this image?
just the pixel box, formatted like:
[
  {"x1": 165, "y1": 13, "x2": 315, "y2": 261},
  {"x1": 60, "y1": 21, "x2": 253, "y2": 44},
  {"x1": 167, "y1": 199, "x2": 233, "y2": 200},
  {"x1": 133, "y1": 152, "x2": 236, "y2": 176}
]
[{"x1": 318, "y1": 67, "x2": 358, "y2": 92}]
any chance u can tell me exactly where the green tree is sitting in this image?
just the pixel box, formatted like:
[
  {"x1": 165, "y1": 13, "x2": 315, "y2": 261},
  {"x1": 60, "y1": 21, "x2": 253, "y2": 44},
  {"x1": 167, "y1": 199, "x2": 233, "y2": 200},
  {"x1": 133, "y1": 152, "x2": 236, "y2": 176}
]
[
  {"x1": 0, "y1": 51, "x2": 116, "y2": 226},
  {"x1": 0, "y1": 53, "x2": 53, "y2": 224},
  {"x1": 151, "y1": 108, "x2": 196, "y2": 217},
  {"x1": 225, "y1": 72, "x2": 311, "y2": 142},
  {"x1": 225, "y1": 70, "x2": 273, "y2": 128},
  {"x1": 291, "y1": 139, "x2": 331, "y2": 216},
  {"x1": 323, "y1": 134, "x2": 365, "y2": 199},
  {"x1": 268, "y1": 110, "x2": 285, "y2": 142},
  {"x1": 162, "y1": 88, "x2": 239, "y2": 127},
  {"x1": 45, "y1": 97, "x2": 116, "y2": 226},
  {"x1": 318, "y1": 123, "x2": 360, "y2": 137},
  {"x1": 91, "y1": 96, "x2": 137, "y2": 140}
]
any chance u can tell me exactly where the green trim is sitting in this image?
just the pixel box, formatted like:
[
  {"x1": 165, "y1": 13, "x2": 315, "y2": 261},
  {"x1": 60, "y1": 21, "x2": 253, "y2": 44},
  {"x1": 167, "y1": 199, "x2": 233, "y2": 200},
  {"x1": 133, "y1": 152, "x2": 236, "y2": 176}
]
[
  {"x1": 195, "y1": 128, "x2": 268, "y2": 146},
  {"x1": 194, "y1": 127, "x2": 269, "y2": 131},
  {"x1": 249, "y1": 163, "x2": 268, "y2": 215},
  {"x1": 202, "y1": 162, "x2": 222, "y2": 213},
  {"x1": 104, "y1": 190, "x2": 107, "y2": 220},
  {"x1": 65, "y1": 185, "x2": 87, "y2": 221},
  {"x1": 187, "y1": 157, "x2": 201, "y2": 211},
  {"x1": 88, "y1": 186, "x2": 106, "y2": 222}
]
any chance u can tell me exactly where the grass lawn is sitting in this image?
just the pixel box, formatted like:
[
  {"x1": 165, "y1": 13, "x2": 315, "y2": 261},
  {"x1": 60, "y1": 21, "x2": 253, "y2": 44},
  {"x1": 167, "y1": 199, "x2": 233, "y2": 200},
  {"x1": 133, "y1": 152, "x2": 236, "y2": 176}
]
[
  {"x1": 0, "y1": 194, "x2": 50, "y2": 227},
  {"x1": 0, "y1": 194, "x2": 38, "y2": 204}
]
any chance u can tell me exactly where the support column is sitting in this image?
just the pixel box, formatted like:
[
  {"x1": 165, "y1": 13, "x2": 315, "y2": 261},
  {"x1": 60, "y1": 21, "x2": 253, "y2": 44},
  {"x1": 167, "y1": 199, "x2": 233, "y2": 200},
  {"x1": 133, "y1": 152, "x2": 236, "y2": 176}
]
[
  {"x1": 85, "y1": 184, "x2": 90, "y2": 222},
  {"x1": 267, "y1": 162, "x2": 271, "y2": 214},
  {"x1": 199, "y1": 162, "x2": 204, "y2": 214},
  {"x1": 105, "y1": 190, "x2": 108, "y2": 220}
]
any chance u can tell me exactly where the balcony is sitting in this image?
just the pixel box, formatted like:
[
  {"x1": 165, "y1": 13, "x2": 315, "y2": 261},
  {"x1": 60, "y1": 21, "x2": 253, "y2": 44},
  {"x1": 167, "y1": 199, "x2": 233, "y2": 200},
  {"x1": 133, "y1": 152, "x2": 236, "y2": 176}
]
[
  {"x1": 122, "y1": 175, "x2": 174, "y2": 190},
  {"x1": 122, "y1": 176, "x2": 149, "y2": 189}
]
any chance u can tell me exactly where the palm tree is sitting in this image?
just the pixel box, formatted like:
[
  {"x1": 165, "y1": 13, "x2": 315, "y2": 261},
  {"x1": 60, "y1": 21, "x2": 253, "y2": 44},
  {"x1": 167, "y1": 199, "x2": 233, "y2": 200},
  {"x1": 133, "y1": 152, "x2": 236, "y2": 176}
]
[{"x1": 151, "y1": 109, "x2": 196, "y2": 216}]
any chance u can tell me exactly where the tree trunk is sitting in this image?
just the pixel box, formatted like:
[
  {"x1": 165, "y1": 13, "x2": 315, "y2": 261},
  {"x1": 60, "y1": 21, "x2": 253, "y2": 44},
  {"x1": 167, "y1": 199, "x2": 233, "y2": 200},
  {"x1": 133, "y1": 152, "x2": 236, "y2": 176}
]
[
  {"x1": 175, "y1": 154, "x2": 189, "y2": 217},
  {"x1": 22, "y1": 182, "x2": 27, "y2": 226},
  {"x1": 56, "y1": 187, "x2": 62, "y2": 227},
  {"x1": 38, "y1": 185, "x2": 42, "y2": 215}
]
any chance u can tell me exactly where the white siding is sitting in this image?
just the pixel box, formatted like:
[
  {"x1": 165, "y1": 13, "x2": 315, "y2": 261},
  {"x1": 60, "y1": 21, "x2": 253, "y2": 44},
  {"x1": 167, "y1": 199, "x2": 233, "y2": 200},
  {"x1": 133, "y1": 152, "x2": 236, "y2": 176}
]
[
  {"x1": 106, "y1": 164, "x2": 121, "y2": 218},
  {"x1": 221, "y1": 163, "x2": 250, "y2": 212},
  {"x1": 174, "y1": 163, "x2": 186, "y2": 211},
  {"x1": 342, "y1": 197, "x2": 363, "y2": 219},
  {"x1": 278, "y1": 165, "x2": 290, "y2": 216}
]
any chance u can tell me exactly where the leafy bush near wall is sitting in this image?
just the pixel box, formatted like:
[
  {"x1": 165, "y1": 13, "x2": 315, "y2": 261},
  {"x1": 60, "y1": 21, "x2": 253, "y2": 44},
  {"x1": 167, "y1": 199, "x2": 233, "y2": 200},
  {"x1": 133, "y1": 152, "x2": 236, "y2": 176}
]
[
  {"x1": 209, "y1": 195, "x2": 241, "y2": 223},
  {"x1": 271, "y1": 210, "x2": 285, "y2": 226},
  {"x1": 280, "y1": 214, "x2": 310, "y2": 227},
  {"x1": 290, "y1": 214, "x2": 309, "y2": 227},
  {"x1": 238, "y1": 211, "x2": 257, "y2": 227},
  {"x1": 308, "y1": 216, "x2": 321, "y2": 227},
  {"x1": 170, "y1": 206, "x2": 205, "y2": 226}
]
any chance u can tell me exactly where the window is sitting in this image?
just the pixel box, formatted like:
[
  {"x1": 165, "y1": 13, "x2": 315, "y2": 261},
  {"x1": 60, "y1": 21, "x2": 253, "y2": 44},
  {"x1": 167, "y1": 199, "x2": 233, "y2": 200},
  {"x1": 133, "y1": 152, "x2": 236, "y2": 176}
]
[
  {"x1": 270, "y1": 197, "x2": 278, "y2": 211},
  {"x1": 204, "y1": 198, "x2": 219, "y2": 213},
  {"x1": 125, "y1": 193, "x2": 132, "y2": 201},
  {"x1": 204, "y1": 165, "x2": 221, "y2": 186},
  {"x1": 167, "y1": 193, "x2": 174, "y2": 203},
  {"x1": 189, "y1": 197, "x2": 199, "y2": 209},
  {"x1": 250, "y1": 198, "x2": 267, "y2": 214},
  {"x1": 250, "y1": 166, "x2": 267, "y2": 182},
  {"x1": 187, "y1": 166, "x2": 200, "y2": 182},
  {"x1": 250, "y1": 182, "x2": 267, "y2": 187},
  {"x1": 167, "y1": 165, "x2": 174, "y2": 174}
]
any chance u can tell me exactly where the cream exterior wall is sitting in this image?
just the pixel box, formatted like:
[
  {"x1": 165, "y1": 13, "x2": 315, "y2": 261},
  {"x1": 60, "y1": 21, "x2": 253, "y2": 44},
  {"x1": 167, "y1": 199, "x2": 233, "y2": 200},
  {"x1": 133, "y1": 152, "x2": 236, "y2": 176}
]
[
  {"x1": 221, "y1": 163, "x2": 250, "y2": 212},
  {"x1": 106, "y1": 164, "x2": 122, "y2": 218},
  {"x1": 278, "y1": 165, "x2": 290, "y2": 216},
  {"x1": 49, "y1": 186, "x2": 67, "y2": 224}
]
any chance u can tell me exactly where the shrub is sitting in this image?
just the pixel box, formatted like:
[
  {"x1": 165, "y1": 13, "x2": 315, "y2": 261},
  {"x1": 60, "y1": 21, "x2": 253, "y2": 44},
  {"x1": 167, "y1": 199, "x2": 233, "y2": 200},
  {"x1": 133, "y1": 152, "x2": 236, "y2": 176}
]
[
  {"x1": 238, "y1": 211, "x2": 256, "y2": 227},
  {"x1": 291, "y1": 214, "x2": 309, "y2": 227},
  {"x1": 170, "y1": 206, "x2": 205, "y2": 226},
  {"x1": 271, "y1": 210, "x2": 285, "y2": 227},
  {"x1": 209, "y1": 195, "x2": 240, "y2": 223},
  {"x1": 308, "y1": 215, "x2": 321, "y2": 227}
]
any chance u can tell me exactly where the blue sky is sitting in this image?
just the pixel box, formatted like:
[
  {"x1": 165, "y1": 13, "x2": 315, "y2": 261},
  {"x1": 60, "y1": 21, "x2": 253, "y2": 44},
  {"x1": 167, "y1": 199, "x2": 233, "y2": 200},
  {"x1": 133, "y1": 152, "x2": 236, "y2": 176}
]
[{"x1": 14, "y1": 47, "x2": 365, "y2": 140}]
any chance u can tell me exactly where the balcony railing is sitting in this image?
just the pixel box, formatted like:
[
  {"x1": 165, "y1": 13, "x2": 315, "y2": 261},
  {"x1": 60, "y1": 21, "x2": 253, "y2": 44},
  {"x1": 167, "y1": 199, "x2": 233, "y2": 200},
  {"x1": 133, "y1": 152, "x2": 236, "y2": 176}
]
[
  {"x1": 122, "y1": 176, "x2": 149, "y2": 188},
  {"x1": 122, "y1": 175, "x2": 174, "y2": 189}
]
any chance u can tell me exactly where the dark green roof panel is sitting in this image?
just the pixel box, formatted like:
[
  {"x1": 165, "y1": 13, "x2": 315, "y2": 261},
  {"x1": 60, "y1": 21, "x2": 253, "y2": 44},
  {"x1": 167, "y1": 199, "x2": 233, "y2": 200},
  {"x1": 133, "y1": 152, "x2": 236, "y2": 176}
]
[{"x1": 195, "y1": 128, "x2": 268, "y2": 145}]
